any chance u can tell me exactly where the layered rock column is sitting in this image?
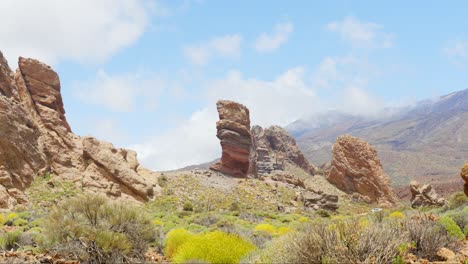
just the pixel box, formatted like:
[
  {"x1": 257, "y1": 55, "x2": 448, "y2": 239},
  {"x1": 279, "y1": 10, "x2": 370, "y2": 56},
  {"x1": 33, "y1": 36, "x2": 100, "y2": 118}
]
[
  {"x1": 327, "y1": 135, "x2": 397, "y2": 206},
  {"x1": 210, "y1": 100, "x2": 252, "y2": 177}
]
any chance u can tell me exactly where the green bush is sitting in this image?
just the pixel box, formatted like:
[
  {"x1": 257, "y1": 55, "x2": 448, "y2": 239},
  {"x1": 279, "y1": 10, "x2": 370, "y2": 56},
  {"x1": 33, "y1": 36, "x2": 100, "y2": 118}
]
[
  {"x1": 183, "y1": 202, "x2": 194, "y2": 212},
  {"x1": 0, "y1": 230, "x2": 21, "y2": 250},
  {"x1": 448, "y1": 192, "x2": 468, "y2": 209},
  {"x1": 172, "y1": 231, "x2": 256, "y2": 264},
  {"x1": 439, "y1": 216, "x2": 465, "y2": 240},
  {"x1": 164, "y1": 228, "x2": 194, "y2": 259},
  {"x1": 13, "y1": 218, "x2": 28, "y2": 226},
  {"x1": 41, "y1": 194, "x2": 155, "y2": 263},
  {"x1": 316, "y1": 209, "x2": 331, "y2": 218}
]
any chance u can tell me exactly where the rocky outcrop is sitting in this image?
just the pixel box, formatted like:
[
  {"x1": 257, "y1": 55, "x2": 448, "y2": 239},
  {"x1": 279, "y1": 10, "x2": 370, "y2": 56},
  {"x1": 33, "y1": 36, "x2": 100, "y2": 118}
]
[
  {"x1": 0, "y1": 52, "x2": 156, "y2": 207},
  {"x1": 210, "y1": 100, "x2": 252, "y2": 177},
  {"x1": 294, "y1": 190, "x2": 338, "y2": 211},
  {"x1": 409, "y1": 181, "x2": 446, "y2": 208},
  {"x1": 327, "y1": 135, "x2": 397, "y2": 206},
  {"x1": 461, "y1": 164, "x2": 468, "y2": 196},
  {"x1": 250, "y1": 125, "x2": 316, "y2": 176}
]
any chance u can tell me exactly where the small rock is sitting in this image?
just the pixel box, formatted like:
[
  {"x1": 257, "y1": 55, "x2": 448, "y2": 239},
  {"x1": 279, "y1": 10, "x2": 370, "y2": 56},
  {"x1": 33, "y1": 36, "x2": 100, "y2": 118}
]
[{"x1": 436, "y1": 247, "x2": 455, "y2": 261}]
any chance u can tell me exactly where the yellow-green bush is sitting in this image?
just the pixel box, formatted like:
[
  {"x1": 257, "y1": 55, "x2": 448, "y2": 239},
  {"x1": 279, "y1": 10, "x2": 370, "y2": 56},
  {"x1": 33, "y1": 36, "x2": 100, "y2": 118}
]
[
  {"x1": 389, "y1": 211, "x2": 405, "y2": 220},
  {"x1": 172, "y1": 231, "x2": 256, "y2": 264},
  {"x1": 298, "y1": 217, "x2": 310, "y2": 223},
  {"x1": 164, "y1": 228, "x2": 194, "y2": 259},
  {"x1": 0, "y1": 214, "x2": 5, "y2": 225},
  {"x1": 438, "y1": 216, "x2": 464, "y2": 240},
  {"x1": 13, "y1": 218, "x2": 28, "y2": 226},
  {"x1": 0, "y1": 230, "x2": 21, "y2": 250},
  {"x1": 254, "y1": 224, "x2": 291, "y2": 237},
  {"x1": 7, "y1": 213, "x2": 18, "y2": 221},
  {"x1": 254, "y1": 224, "x2": 277, "y2": 235},
  {"x1": 153, "y1": 219, "x2": 164, "y2": 226}
]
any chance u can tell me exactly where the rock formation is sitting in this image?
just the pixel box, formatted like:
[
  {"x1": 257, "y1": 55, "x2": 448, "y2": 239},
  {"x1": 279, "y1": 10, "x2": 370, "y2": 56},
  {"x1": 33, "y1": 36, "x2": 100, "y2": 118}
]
[
  {"x1": 250, "y1": 125, "x2": 316, "y2": 176},
  {"x1": 294, "y1": 191, "x2": 338, "y2": 211},
  {"x1": 327, "y1": 135, "x2": 397, "y2": 206},
  {"x1": 461, "y1": 164, "x2": 468, "y2": 196},
  {"x1": 210, "y1": 100, "x2": 252, "y2": 177},
  {"x1": 0, "y1": 52, "x2": 156, "y2": 208},
  {"x1": 409, "y1": 181, "x2": 446, "y2": 208}
]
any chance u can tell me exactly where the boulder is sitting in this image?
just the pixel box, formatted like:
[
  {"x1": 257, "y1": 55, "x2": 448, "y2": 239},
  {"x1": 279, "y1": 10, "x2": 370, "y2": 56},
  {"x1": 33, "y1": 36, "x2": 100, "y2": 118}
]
[
  {"x1": 300, "y1": 191, "x2": 339, "y2": 211},
  {"x1": 461, "y1": 164, "x2": 468, "y2": 196},
  {"x1": 410, "y1": 181, "x2": 446, "y2": 208},
  {"x1": 327, "y1": 135, "x2": 397, "y2": 206},
  {"x1": 210, "y1": 100, "x2": 252, "y2": 177},
  {"x1": 0, "y1": 52, "x2": 156, "y2": 207}
]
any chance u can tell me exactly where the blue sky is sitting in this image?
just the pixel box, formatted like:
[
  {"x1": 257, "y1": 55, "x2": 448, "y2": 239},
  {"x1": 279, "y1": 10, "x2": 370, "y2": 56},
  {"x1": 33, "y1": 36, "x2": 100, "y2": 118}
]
[{"x1": 2, "y1": 0, "x2": 468, "y2": 170}]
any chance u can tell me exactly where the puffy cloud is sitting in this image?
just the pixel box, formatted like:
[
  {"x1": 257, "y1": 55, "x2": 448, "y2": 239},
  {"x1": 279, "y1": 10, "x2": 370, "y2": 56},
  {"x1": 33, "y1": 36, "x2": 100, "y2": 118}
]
[
  {"x1": 0, "y1": 0, "x2": 152, "y2": 66},
  {"x1": 253, "y1": 22, "x2": 294, "y2": 52},
  {"x1": 183, "y1": 34, "x2": 243, "y2": 65},
  {"x1": 326, "y1": 16, "x2": 393, "y2": 48}
]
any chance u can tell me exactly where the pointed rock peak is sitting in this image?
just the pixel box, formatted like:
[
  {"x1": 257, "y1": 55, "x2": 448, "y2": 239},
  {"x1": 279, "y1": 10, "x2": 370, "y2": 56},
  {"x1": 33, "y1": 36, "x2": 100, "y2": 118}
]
[
  {"x1": 461, "y1": 164, "x2": 468, "y2": 196},
  {"x1": 328, "y1": 135, "x2": 397, "y2": 206},
  {"x1": 17, "y1": 56, "x2": 71, "y2": 132},
  {"x1": 0, "y1": 51, "x2": 18, "y2": 99}
]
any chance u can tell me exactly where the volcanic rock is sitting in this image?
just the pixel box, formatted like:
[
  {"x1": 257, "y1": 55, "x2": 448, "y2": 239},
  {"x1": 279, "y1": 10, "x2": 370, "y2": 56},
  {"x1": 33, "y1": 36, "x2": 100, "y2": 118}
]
[
  {"x1": 250, "y1": 125, "x2": 316, "y2": 175},
  {"x1": 461, "y1": 164, "x2": 468, "y2": 196},
  {"x1": 0, "y1": 52, "x2": 156, "y2": 207},
  {"x1": 327, "y1": 135, "x2": 397, "y2": 206},
  {"x1": 210, "y1": 100, "x2": 252, "y2": 177},
  {"x1": 409, "y1": 181, "x2": 446, "y2": 208},
  {"x1": 297, "y1": 191, "x2": 339, "y2": 211}
]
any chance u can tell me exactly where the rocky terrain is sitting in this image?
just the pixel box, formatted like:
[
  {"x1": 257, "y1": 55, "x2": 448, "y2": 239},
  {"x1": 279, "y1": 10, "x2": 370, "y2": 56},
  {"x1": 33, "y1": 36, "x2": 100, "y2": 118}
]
[
  {"x1": 409, "y1": 181, "x2": 446, "y2": 208},
  {"x1": 289, "y1": 89, "x2": 468, "y2": 189},
  {"x1": 327, "y1": 135, "x2": 397, "y2": 206},
  {"x1": 462, "y1": 164, "x2": 468, "y2": 196},
  {"x1": 0, "y1": 52, "x2": 157, "y2": 208}
]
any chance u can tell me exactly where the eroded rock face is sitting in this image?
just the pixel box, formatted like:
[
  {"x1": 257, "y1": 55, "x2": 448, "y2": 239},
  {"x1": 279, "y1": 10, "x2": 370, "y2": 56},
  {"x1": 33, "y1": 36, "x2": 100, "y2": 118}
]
[
  {"x1": 0, "y1": 52, "x2": 156, "y2": 207},
  {"x1": 461, "y1": 164, "x2": 468, "y2": 196},
  {"x1": 409, "y1": 181, "x2": 446, "y2": 208},
  {"x1": 327, "y1": 135, "x2": 397, "y2": 206},
  {"x1": 210, "y1": 100, "x2": 252, "y2": 177},
  {"x1": 250, "y1": 125, "x2": 316, "y2": 176}
]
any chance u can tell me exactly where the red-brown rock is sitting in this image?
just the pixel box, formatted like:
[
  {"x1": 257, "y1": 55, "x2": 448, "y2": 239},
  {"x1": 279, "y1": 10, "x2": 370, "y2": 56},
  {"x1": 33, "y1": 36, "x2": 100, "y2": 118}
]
[
  {"x1": 461, "y1": 164, "x2": 468, "y2": 196},
  {"x1": 327, "y1": 135, "x2": 397, "y2": 206},
  {"x1": 210, "y1": 100, "x2": 252, "y2": 177},
  {"x1": 0, "y1": 52, "x2": 157, "y2": 207}
]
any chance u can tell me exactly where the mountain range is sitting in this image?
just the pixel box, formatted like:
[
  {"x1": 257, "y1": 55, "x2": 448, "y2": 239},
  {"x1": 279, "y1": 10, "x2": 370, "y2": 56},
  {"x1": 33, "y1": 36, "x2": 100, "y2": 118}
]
[{"x1": 288, "y1": 89, "x2": 468, "y2": 188}]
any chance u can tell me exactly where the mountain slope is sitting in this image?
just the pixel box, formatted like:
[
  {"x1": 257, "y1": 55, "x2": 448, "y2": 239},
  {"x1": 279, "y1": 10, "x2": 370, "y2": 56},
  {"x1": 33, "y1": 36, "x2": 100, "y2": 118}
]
[{"x1": 289, "y1": 89, "x2": 468, "y2": 187}]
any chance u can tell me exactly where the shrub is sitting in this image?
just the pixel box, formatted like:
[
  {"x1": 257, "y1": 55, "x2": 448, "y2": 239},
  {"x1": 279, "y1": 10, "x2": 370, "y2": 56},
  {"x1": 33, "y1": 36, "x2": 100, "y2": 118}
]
[
  {"x1": 164, "y1": 228, "x2": 194, "y2": 259},
  {"x1": 229, "y1": 202, "x2": 240, "y2": 212},
  {"x1": 172, "y1": 231, "x2": 256, "y2": 264},
  {"x1": 389, "y1": 211, "x2": 405, "y2": 220},
  {"x1": 464, "y1": 225, "x2": 468, "y2": 237},
  {"x1": 404, "y1": 219, "x2": 452, "y2": 259},
  {"x1": 438, "y1": 216, "x2": 465, "y2": 240},
  {"x1": 40, "y1": 194, "x2": 155, "y2": 263},
  {"x1": 183, "y1": 202, "x2": 194, "y2": 212},
  {"x1": 0, "y1": 230, "x2": 21, "y2": 250},
  {"x1": 254, "y1": 224, "x2": 277, "y2": 235},
  {"x1": 153, "y1": 219, "x2": 164, "y2": 226},
  {"x1": 316, "y1": 209, "x2": 331, "y2": 218},
  {"x1": 13, "y1": 218, "x2": 28, "y2": 226},
  {"x1": 448, "y1": 192, "x2": 468, "y2": 209},
  {"x1": 0, "y1": 214, "x2": 5, "y2": 225},
  {"x1": 7, "y1": 213, "x2": 18, "y2": 221},
  {"x1": 298, "y1": 217, "x2": 310, "y2": 223}
]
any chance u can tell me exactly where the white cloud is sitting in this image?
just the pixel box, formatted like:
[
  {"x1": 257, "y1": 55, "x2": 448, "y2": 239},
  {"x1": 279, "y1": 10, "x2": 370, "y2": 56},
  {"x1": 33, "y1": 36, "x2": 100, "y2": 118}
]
[
  {"x1": 183, "y1": 34, "x2": 243, "y2": 65},
  {"x1": 132, "y1": 67, "x2": 321, "y2": 170},
  {"x1": 444, "y1": 40, "x2": 468, "y2": 59},
  {"x1": 0, "y1": 0, "x2": 152, "y2": 66},
  {"x1": 74, "y1": 70, "x2": 167, "y2": 112},
  {"x1": 326, "y1": 16, "x2": 393, "y2": 48},
  {"x1": 254, "y1": 22, "x2": 294, "y2": 52},
  {"x1": 130, "y1": 108, "x2": 219, "y2": 171},
  {"x1": 340, "y1": 86, "x2": 383, "y2": 116}
]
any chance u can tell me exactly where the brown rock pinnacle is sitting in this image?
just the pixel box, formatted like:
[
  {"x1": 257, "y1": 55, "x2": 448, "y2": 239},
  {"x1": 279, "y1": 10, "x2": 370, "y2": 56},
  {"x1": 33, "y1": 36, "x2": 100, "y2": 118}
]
[
  {"x1": 327, "y1": 135, "x2": 397, "y2": 206},
  {"x1": 210, "y1": 100, "x2": 252, "y2": 177},
  {"x1": 461, "y1": 163, "x2": 468, "y2": 196}
]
